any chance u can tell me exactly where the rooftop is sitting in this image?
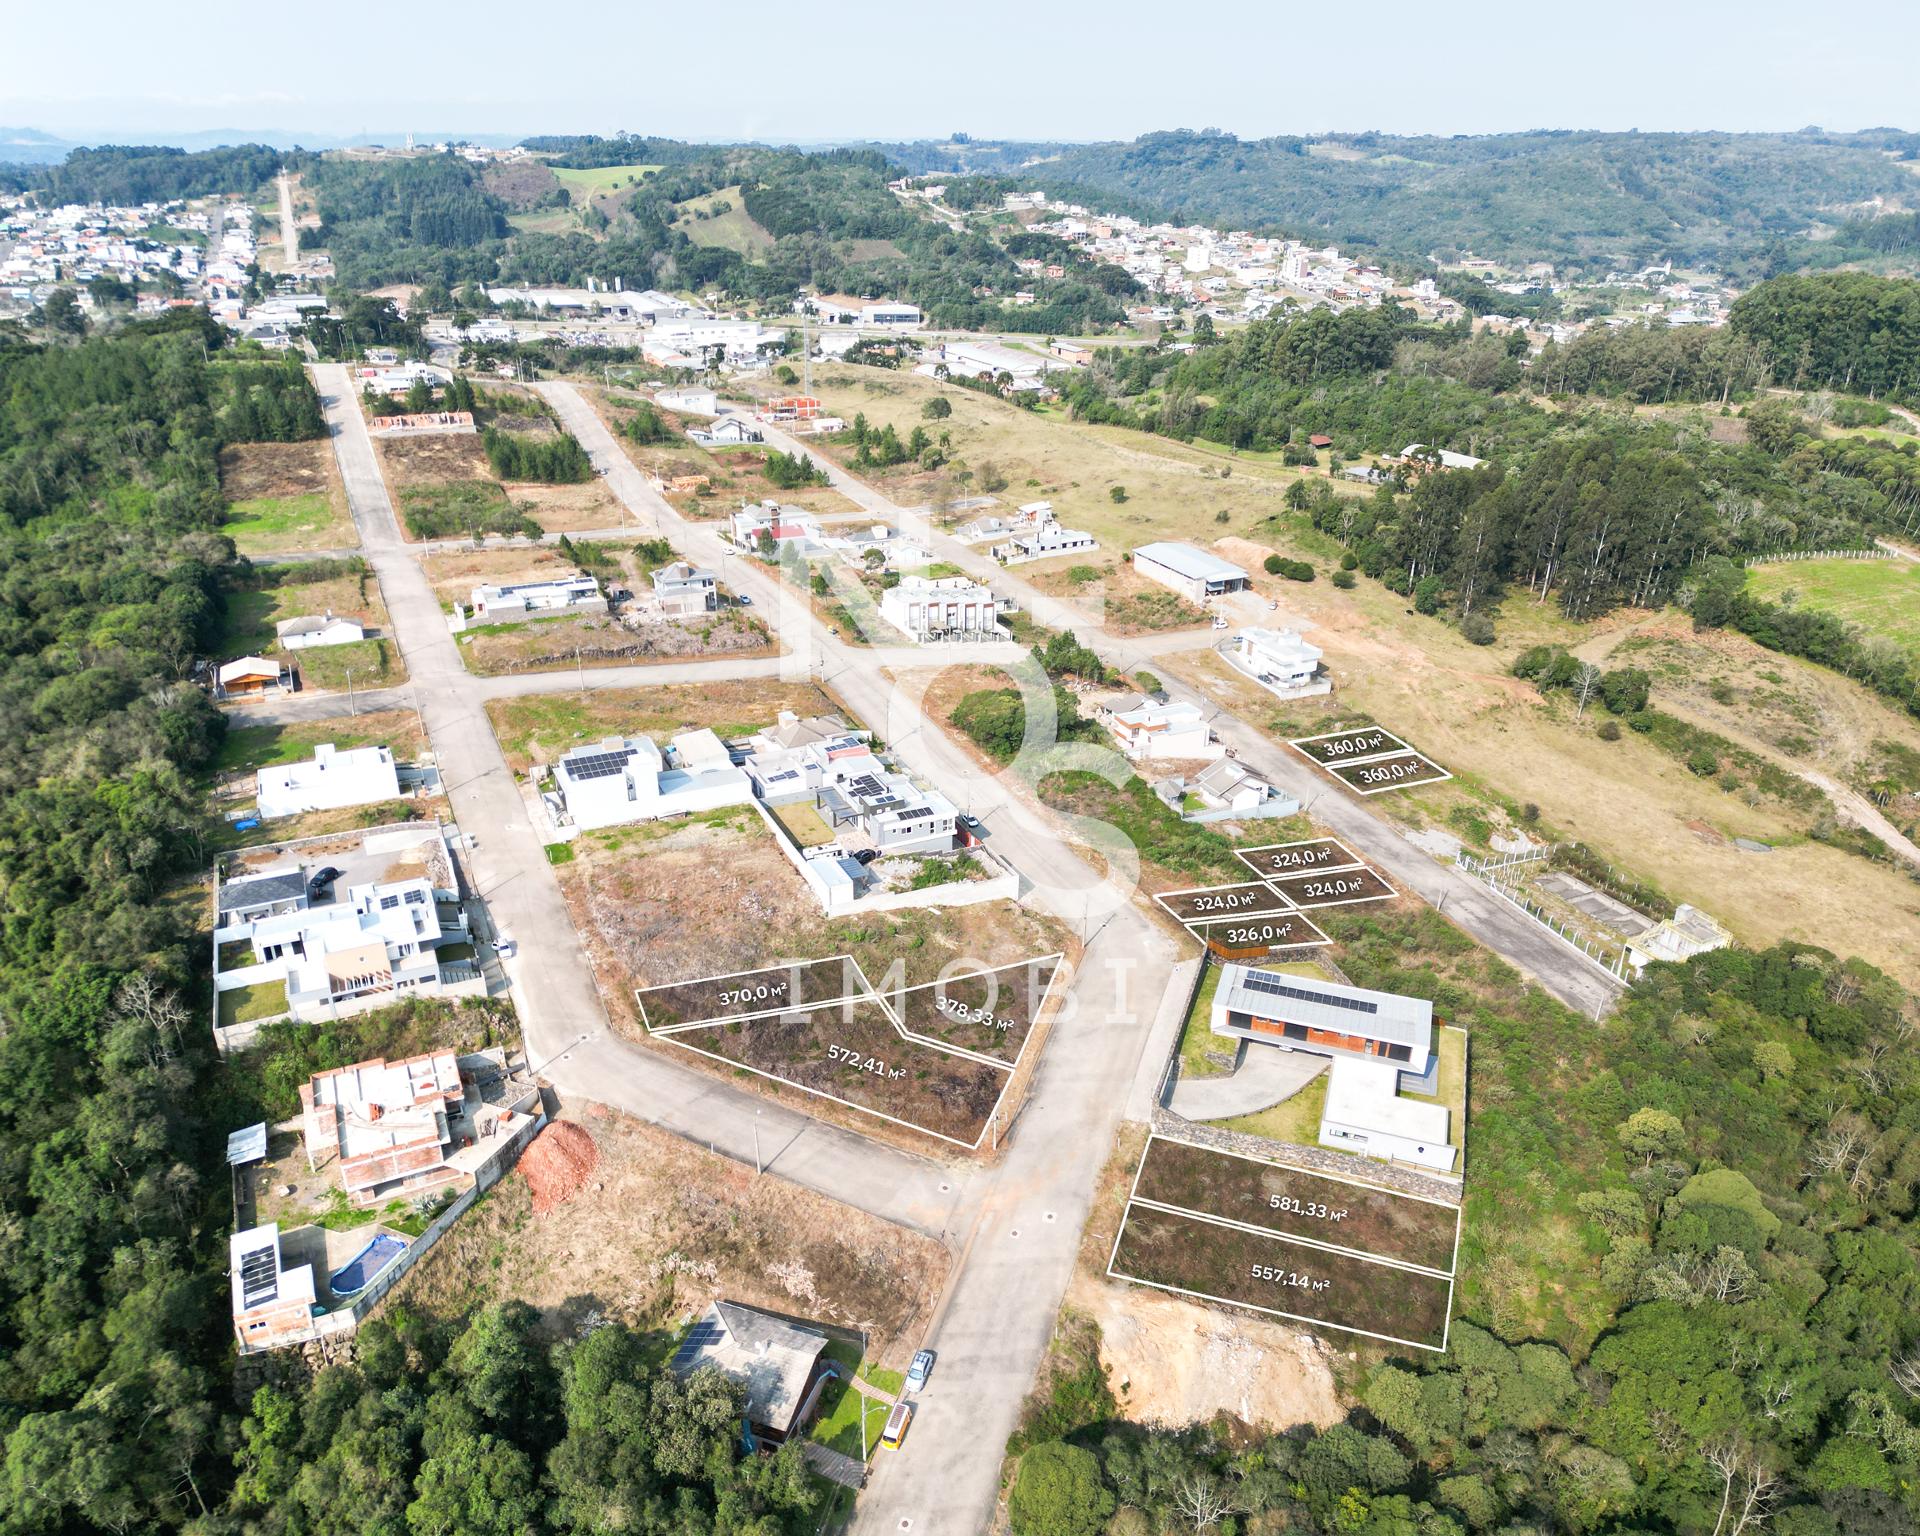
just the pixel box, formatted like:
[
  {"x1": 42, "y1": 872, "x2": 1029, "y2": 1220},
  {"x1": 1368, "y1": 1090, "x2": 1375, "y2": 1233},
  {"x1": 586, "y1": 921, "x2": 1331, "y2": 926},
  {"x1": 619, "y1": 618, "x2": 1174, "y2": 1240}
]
[
  {"x1": 1132, "y1": 542, "x2": 1248, "y2": 582},
  {"x1": 1217, "y1": 965, "x2": 1432, "y2": 1052},
  {"x1": 671, "y1": 1301, "x2": 830, "y2": 1436}
]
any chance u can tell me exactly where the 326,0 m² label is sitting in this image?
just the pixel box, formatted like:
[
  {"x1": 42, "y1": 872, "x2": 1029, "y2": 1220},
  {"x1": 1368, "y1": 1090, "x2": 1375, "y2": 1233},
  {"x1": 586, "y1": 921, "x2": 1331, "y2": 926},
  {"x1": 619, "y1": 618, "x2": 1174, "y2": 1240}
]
[{"x1": 1215, "y1": 916, "x2": 1326, "y2": 949}]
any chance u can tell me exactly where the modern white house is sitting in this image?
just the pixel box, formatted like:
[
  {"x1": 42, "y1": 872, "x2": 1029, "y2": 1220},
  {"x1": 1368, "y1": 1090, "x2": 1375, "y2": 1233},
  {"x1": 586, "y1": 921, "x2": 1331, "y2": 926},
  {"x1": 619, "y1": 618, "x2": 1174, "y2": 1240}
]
[
  {"x1": 1399, "y1": 443, "x2": 1486, "y2": 471},
  {"x1": 741, "y1": 712, "x2": 958, "y2": 855},
  {"x1": 1132, "y1": 542, "x2": 1249, "y2": 601},
  {"x1": 648, "y1": 561, "x2": 718, "y2": 616},
  {"x1": 1210, "y1": 965, "x2": 1454, "y2": 1172},
  {"x1": 1101, "y1": 695, "x2": 1224, "y2": 762},
  {"x1": 878, "y1": 575, "x2": 1003, "y2": 642},
  {"x1": 688, "y1": 416, "x2": 764, "y2": 447},
  {"x1": 991, "y1": 522, "x2": 1098, "y2": 565},
  {"x1": 460, "y1": 576, "x2": 607, "y2": 628},
  {"x1": 275, "y1": 613, "x2": 367, "y2": 651},
  {"x1": 1223, "y1": 626, "x2": 1330, "y2": 699},
  {"x1": 1185, "y1": 758, "x2": 1291, "y2": 818},
  {"x1": 546, "y1": 733, "x2": 753, "y2": 833},
  {"x1": 256, "y1": 744, "x2": 402, "y2": 820}
]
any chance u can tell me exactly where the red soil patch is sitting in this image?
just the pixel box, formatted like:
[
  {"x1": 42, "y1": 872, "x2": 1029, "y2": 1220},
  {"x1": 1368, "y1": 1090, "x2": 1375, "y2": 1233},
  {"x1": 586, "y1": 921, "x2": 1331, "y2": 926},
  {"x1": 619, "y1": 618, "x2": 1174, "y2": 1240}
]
[{"x1": 519, "y1": 1121, "x2": 599, "y2": 1214}]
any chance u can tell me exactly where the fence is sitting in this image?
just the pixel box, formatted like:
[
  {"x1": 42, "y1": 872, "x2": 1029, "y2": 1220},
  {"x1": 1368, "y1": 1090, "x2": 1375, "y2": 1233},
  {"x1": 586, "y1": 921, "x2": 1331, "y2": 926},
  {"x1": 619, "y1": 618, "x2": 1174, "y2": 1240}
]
[
  {"x1": 1455, "y1": 847, "x2": 1632, "y2": 983},
  {"x1": 1743, "y1": 547, "x2": 1891, "y2": 568}
]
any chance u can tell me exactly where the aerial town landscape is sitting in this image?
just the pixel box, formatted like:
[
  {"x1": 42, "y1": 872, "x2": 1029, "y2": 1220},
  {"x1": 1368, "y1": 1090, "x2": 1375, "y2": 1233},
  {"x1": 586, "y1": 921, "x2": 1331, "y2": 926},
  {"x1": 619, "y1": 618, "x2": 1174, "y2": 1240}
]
[{"x1": 4, "y1": 9, "x2": 1920, "y2": 1535}]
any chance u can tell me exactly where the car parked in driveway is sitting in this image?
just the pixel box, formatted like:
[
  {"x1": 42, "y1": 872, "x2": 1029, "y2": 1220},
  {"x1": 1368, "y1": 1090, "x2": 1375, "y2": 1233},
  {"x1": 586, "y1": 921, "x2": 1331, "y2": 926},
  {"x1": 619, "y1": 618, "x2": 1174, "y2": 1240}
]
[{"x1": 906, "y1": 1349, "x2": 936, "y2": 1392}]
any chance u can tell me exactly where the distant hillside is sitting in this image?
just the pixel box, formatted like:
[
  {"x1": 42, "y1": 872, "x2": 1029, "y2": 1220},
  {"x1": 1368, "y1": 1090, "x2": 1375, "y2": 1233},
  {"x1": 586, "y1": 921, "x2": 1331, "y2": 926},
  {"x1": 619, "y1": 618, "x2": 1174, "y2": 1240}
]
[{"x1": 871, "y1": 127, "x2": 1920, "y2": 275}]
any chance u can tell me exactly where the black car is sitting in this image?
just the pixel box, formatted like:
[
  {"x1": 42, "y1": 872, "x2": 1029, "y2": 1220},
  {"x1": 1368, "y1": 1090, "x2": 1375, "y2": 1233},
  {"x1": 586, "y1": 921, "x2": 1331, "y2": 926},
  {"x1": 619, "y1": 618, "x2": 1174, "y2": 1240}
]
[
  {"x1": 852, "y1": 848, "x2": 882, "y2": 865},
  {"x1": 307, "y1": 866, "x2": 344, "y2": 899}
]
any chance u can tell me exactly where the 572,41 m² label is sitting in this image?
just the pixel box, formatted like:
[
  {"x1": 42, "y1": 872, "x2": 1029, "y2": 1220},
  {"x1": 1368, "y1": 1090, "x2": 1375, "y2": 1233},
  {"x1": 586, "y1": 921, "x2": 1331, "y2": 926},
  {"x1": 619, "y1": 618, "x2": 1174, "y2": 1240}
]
[{"x1": 826, "y1": 1044, "x2": 904, "y2": 1079}]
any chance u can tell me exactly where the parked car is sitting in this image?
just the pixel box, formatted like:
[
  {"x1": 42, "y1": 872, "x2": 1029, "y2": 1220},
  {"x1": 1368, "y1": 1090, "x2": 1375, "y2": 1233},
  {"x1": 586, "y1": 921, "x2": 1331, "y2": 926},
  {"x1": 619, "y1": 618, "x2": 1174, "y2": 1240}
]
[
  {"x1": 881, "y1": 1400, "x2": 913, "y2": 1449},
  {"x1": 735, "y1": 594, "x2": 753, "y2": 607},
  {"x1": 852, "y1": 848, "x2": 881, "y2": 865},
  {"x1": 307, "y1": 866, "x2": 343, "y2": 899},
  {"x1": 906, "y1": 1349, "x2": 936, "y2": 1392}
]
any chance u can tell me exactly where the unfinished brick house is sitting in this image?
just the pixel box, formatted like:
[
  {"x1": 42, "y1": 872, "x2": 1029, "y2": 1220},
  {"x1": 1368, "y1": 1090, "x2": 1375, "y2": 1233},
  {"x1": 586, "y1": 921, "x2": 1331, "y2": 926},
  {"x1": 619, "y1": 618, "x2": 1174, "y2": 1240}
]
[{"x1": 300, "y1": 1051, "x2": 470, "y2": 1207}]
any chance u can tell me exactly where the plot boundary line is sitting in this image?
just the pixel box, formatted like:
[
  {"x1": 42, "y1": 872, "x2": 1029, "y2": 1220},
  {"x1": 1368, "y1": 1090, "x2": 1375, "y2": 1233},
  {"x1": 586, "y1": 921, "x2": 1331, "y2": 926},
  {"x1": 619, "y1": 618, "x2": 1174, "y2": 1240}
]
[
  {"x1": 1332, "y1": 752, "x2": 1454, "y2": 795},
  {"x1": 634, "y1": 952, "x2": 876, "y2": 1032},
  {"x1": 1261, "y1": 868, "x2": 1400, "y2": 908},
  {"x1": 1153, "y1": 881, "x2": 1299, "y2": 926},
  {"x1": 1105, "y1": 1203, "x2": 1453, "y2": 1354},
  {"x1": 880, "y1": 952, "x2": 1067, "y2": 1069},
  {"x1": 1196, "y1": 910, "x2": 1335, "y2": 948},
  {"x1": 1139, "y1": 1131, "x2": 1464, "y2": 1214},
  {"x1": 1126, "y1": 1196, "x2": 1455, "y2": 1279},
  {"x1": 660, "y1": 997, "x2": 1015, "y2": 1150},
  {"x1": 1287, "y1": 725, "x2": 1413, "y2": 766},
  {"x1": 1232, "y1": 838, "x2": 1366, "y2": 877}
]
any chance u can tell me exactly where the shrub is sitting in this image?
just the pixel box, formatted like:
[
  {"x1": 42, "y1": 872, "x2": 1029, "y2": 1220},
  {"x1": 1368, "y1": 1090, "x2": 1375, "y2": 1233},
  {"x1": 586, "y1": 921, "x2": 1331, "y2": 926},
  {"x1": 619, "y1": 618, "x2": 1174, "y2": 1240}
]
[
  {"x1": 1264, "y1": 553, "x2": 1284, "y2": 575},
  {"x1": 1341, "y1": 551, "x2": 1359, "y2": 571},
  {"x1": 1065, "y1": 564, "x2": 1099, "y2": 585},
  {"x1": 921, "y1": 395, "x2": 952, "y2": 419},
  {"x1": 1460, "y1": 611, "x2": 1496, "y2": 645},
  {"x1": 1413, "y1": 574, "x2": 1444, "y2": 614},
  {"x1": 772, "y1": 364, "x2": 797, "y2": 385},
  {"x1": 1134, "y1": 671, "x2": 1161, "y2": 696},
  {"x1": 1597, "y1": 718, "x2": 1622, "y2": 741},
  {"x1": 1600, "y1": 667, "x2": 1652, "y2": 714},
  {"x1": 1331, "y1": 569, "x2": 1357, "y2": 589},
  {"x1": 1520, "y1": 801, "x2": 1541, "y2": 823},
  {"x1": 1008, "y1": 1443, "x2": 1113, "y2": 1536},
  {"x1": 1687, "y1": 745, "x2": 1720, "y2": 776},
  {"x1": 1109, "y1": 485, "x2": 1128, "y2": 503}
]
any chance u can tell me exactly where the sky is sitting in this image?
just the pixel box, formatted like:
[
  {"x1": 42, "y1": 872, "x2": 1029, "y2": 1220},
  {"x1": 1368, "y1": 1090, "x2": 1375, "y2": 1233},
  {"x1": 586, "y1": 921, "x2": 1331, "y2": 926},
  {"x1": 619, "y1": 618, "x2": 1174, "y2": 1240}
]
[{"x1": 6, "y1": 0, "x2": 1911, "y2": 146}]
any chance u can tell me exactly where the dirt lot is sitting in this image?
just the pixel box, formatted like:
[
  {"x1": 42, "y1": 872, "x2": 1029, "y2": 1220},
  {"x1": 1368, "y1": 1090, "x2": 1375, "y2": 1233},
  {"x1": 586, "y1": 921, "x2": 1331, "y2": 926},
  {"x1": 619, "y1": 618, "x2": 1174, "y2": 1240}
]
[
  {"x1": 395, "y1": 1106, "x2": 948, "y2": 1363},
  {"x1": 1132, "y1": 1136, "x2": 1458, "y2": 1272},
  {"x1": 485, "y1": 678, "x2": 841, "y2": 774},
  {"x1": 219, "y1": 440, "x2": 356, "y2": 556},
  {"x1": 1159, "y1": 561, "x2": 1920, "y2": 985},
  {"x1": 501, "y1": 477, "x2": 632, "y2": 535},
  {"x1": 1029, "y1": 559, "x2": 1213, "y2": 635},
  {"x1": 379, "y1": 431, "x2": 494, "y2": 488},
  {"x1": 456, "y1": 604, "x2": 774, "y2": 676},
  {"x1": 1067, "y1": 1125, "x2": 1347, "y2": 1431},
  {"x1": 420, "y1": 545, "x2": 576, "y2": 607},
  {"x1": 220, "y1": 439, "x2": 339, "y2": 501}
]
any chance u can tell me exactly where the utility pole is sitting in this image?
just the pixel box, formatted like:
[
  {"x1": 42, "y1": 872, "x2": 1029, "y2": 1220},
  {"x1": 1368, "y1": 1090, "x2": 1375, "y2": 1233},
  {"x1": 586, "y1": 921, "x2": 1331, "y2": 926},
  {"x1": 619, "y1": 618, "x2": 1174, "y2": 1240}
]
[
  {"x1": 753, "y1": 1109, "x2": 763, "y2": 1175},
  {"x1": 346, "y1": 668, "x2": 356, "y2": 716},
  {"x1": 576, "y1": 647, "x2": 584, "y2": 695}
]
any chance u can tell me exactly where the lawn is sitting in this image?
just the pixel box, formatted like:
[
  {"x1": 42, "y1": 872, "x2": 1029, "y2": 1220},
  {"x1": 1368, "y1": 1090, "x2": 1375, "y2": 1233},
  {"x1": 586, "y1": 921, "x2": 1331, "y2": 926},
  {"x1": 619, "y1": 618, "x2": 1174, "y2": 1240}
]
[
  {"x1": 809, "y1": 1341, "x2": 905, "y2": 1460},
  {"x1": 1176, "y1": 964, "x2": 1229, "y2": 1079},
  {"x1": 483, "y1": 680, "x2": 838, "y2": 774},
  {"x1": 216, "y1": 708, "x2": 426, "y2": 775},
  {"x1": 1747, "y1": 555, "x2": 1920, "y2": 653},
  {"x1": 1213, "y1": 1072, "x2": 1329, "y2": 1147},
  {"x1": 772, "y1": 802, "x2": 834, "y2": 848},
  {"x1": 553, "y1": 163, "x2": 664, "y2": 200},
  {"x1": 1402, "y1": 1024, "x2": 1468, "y2": 1164},
  {"x1": 219, "y1": 979, "x2": 289, "y2": 1030},
  {"x1": 223, "y1": 492, "x2": 356, "y2": 556}
]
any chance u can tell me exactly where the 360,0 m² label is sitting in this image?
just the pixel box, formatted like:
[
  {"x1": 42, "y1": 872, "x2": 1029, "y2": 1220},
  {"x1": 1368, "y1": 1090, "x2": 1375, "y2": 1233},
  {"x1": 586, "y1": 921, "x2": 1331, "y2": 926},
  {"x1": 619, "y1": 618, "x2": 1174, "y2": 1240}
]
[
  {"x1": 1329, "y1": 751, "x2": 1452, "y2": 795},
  {"x1": 1291, "y1": 726, "x2": 1410, "y2": 766}
]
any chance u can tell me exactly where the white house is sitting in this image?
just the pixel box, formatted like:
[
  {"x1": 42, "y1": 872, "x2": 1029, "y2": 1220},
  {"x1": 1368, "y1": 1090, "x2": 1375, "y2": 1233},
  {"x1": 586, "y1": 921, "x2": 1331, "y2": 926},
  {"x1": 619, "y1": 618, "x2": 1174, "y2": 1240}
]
[
  {"x1": 1187, "y1": 758, "x2": 1282, "y2": 815},
  {"x1": 465, "y1": 576, "x2": 607, "y2": 626},
  {"x1": 649, "y1": 561, "x2": 718, "y2": 616},
  {"x1": 739, "y1": 713, "x2": 957, "y2": 857},
  {"x1": 731, "y1": 502, "x2": 821, "y2": 550},
  {"x1": 1131, "y1": 542, "x2": 1249, "y2": 601},
  {"x1": 688, "y1": 416, "x2": 764, "y2": 447},
  {"x1": 991, "y1": 522, "x2": 1098, "y2": 565},
  {"x1": 275, "y1": 613, "x2": 366, "y2": 652},
  {"x1": 1400, "y1": 443, "x2": 1486, "y2": 471},
  {"x1": 1100, "y1": 695, "x2": 1224, "y2": 762},
  {"x1": 256, "y1": 744, "x2": 402, "y2": 820},
  {"x1": 877, "y1": 575, "x2": 1002, "y2": 642},
  {"x1": 547, "y1": 734, "x2": 753, "y2": 832},
  {"x1": 655, "y1": 387, "x2": 719, "y2": 416},
  {"x1": 1224, "y1": 626, "x2": 1329, "y2": 698},
  {"x1": 1209, "y1": 965, "x2": 1453, "y2": 1172}
]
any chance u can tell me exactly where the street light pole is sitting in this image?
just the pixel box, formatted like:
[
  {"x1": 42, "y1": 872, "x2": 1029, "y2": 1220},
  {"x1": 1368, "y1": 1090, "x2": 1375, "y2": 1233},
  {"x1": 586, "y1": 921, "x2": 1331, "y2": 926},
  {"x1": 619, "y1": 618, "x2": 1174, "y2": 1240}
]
[
  {"x1": 753, "y1": 1109, "x2": 763, "y2": 1175},
  {"x1": 346, "y1": 668, "x2": 356, "y2": 716}
]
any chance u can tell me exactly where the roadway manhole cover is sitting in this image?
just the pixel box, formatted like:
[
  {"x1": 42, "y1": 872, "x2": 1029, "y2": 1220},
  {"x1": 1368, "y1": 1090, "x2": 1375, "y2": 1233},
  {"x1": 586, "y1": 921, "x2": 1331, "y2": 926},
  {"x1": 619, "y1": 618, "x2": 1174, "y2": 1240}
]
[
  {"x1": 1010, "y1": 1228, "x2": 1020, "y2": 1238},
  {"x1": 898, "y1": 1521, "x2": 912, "y2": 1531},
  {"x1": 1044, "y1": 1212, "x2": 1057, "y2": 1222},
  {"x1": 938, "y1": 1182, "x2": 950, "y2": 1192}
]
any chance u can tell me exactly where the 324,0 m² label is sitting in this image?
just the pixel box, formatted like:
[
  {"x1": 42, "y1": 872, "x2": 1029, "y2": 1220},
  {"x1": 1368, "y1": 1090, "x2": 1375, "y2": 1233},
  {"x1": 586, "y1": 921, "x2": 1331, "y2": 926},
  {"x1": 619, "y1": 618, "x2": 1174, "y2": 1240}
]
[
  {"x1": 1189, "y1": 889, "x2": 1262, "y2": 912},
  {"x1": 1250, "y1": 1264, "x2": 1331, "y2": 1292}
]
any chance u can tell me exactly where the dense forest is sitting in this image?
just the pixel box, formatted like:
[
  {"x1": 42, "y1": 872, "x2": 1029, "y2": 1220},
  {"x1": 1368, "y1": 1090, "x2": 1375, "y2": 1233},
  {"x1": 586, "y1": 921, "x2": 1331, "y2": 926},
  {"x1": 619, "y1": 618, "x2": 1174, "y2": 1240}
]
[
  {"x1": 24, "y1": 142, "x2": 284, "y2": 205},
  {"x1": 1008, "y1": 915, "x2": 1920, "y2": 1536},
  {"x1": 876, "y1": 127, "x2": 1920, "y2": 275}
]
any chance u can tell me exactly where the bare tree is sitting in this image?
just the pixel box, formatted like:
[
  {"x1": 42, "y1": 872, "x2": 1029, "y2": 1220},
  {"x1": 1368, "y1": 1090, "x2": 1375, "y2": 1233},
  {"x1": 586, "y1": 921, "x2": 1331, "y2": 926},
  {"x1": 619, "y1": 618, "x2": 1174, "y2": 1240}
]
[
  {"x1": 1572, "y1": 661, "x2": 1603, "y2": 712},
  {"x1": 1170, "y1": 1473, "x2": 1245, "y2": 1535},
  {"x1": 1890, "y1": 1353, "x2": 1920, "y2": 1401}
]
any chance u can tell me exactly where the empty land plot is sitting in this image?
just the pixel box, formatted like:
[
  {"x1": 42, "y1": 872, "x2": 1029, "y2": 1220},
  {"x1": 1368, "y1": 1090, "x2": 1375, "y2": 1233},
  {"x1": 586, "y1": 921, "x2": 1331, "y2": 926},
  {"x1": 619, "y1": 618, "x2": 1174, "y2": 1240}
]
[
  {"x1": 1155, "y1": 883, "x2": 1297, "y2": 926},
  {"x1": 553, "y1": 163, "x2": 663, "y2": 200},
  {"x1": 1204, "y1": 911, "x2": 1331, "y2": 951},
  {"x1": 1234, "y1": 838, "x2": 1364, "y2": 881},
  {"x1": 1109, "y1": 1204, "x2": 1453, "y2": 1351},
  {"x1": 881, "y1": 956, "x2": 1063, "y2": 1065},
  {"x1": 1291, "y1": 724, "x2": 1409, "y2": 766},
  {"x1": 637, "y1": 956, "x2": 877, "y2": 1031},
  {"x1": 503, "y1": 477, "x2": 630, "y2": 535},
  {"x1": 485, "y1": 678, "x2": 838, "y2": 774},
  {"x1": 1130, "y1": 1135, "x2": 1460, "y2": 1272},
  {"x1": 380, "y1": 431, "x2": 495, "y2": 489},
  {"x1": 219, "y1": 440, "x2": 355, "y2": 555},
  {"x1": 398, "y1": 480, "x2": 539, "y2": 541},
  {"x1": 665, "y1": 999, "x2": 1010, "y2": 1147},
  {"x1": 1748, "y1": 556, "x2": 1920, "y2": 653},
  {"x1": 1330, "y1": 752, "x2": 1452, "y2": 795},
  {"x1": 1264, "y1": 866, "x2": 1397, "y2": 908}
]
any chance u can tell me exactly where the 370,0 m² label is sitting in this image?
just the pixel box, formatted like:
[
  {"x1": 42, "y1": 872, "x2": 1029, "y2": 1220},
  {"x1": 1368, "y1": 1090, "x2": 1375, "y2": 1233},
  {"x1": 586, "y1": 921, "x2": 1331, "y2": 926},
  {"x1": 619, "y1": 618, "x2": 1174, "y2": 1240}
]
[{"x1": 719, "y1": 981, "x2": 787, "y2": 1007}]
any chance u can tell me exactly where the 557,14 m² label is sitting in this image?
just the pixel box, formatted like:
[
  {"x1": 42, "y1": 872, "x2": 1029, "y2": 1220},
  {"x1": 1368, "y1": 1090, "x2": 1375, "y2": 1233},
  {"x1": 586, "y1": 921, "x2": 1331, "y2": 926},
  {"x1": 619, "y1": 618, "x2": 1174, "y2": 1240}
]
[{"x1": 1250, "y1": 1264, "x2": 1331, "y2": 1293}]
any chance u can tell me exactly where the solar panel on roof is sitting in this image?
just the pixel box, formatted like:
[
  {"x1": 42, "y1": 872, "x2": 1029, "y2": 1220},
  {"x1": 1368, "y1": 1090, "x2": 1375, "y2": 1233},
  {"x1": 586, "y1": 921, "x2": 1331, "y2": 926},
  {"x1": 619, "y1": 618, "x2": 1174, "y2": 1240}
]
[
  {"x1": 1241, "y1": 971, "x2": 1379, "y2": 1015},
  {"x1": 566, "y1": 749, "x2": 636, "y2": 781},
  {"x1": 847, "y1": 773, "x2": 886, "y2": 796},
  {"x1": 239, "y1": 1245, "x2": 279, "y2": 1309}
]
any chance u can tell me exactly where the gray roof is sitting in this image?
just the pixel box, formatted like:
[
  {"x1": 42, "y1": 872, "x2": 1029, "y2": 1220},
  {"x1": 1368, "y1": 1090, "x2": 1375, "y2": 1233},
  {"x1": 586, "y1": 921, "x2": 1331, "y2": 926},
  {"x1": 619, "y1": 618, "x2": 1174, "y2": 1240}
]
[
  {"x1": 226, "y1": 1123, "x2": 268, "y2": 1165},
  {"x1": 1195, "y1": 758, "x2": 1266, "y2": 795},
  {"x1": 671, "y1": 1301, "x2": 829, "y2": 1435},
  {"x1": 1217, "y1": 964, "x2": 1431, "y2": 1051},
  {"x1": 1132, "y1": 542, "x2": 1248, "y2": 582},
  {"x1": 218, "y1": 869, "x2": 307, "y2": 913}
]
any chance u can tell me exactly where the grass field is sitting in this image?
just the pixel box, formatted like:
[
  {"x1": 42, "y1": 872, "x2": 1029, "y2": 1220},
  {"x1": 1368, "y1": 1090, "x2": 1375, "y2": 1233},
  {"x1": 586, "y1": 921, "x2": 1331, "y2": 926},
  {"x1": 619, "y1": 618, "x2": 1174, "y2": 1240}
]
[
  {"x1": 216, "y1": 708, "x2": 426, "y2": 775},
  {"x1": 1748, "y1": 556, "x2": 1920, "y2": 653},
  {"x1": 218, "y1": 980, "x2": 289, "y2": 1030},
  {"x1": 672, "y1": 185, "x2": 775, "y2": 255},
  {"x1": 484, "y1": 679, "x2": 840, "y2": 773},
  {"x1": 552, "y1": 163, "x2": 663, "y2": 199},
  {"x1": 223, "y1": 492, "x2": 354, "y2": 555},
  {"x1": 218, "y1": 572, "x2": 405, "y2": 692}
]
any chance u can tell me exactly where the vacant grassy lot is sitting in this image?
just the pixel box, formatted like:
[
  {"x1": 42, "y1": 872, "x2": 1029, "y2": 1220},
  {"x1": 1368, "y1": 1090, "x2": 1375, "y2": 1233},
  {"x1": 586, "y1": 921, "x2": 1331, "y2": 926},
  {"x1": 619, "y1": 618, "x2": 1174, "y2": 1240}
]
[
  {"x1": 1748, "y1": 556, "x2": 1920, "y2": 653},
  {"x1": 552, "y1": 163, "x2": 663, "y2": 199},
  {"x1": 1132, "y1": 1135, "x2": 1460, "y2": 1271},
  {"x1": 455, "y1": 605, "x2": 773, "y2": 677},
  {"x1": 882, "y1": 957, "x2": 1062, "y2": 1064},
  {"x1": 672, "y1": 185, "x2": 774, "y2": 255},
  {"x1": 395, "y1": 1107, "x2": 947, "y2": 1364},
  {"x1": 398, "y1": 480, "x2": 538, "y2": 541},
  {"x1": 379, "y1": 430, "x2": 493, "y2": 489},
  {"x1": 1110, "y1": 1203, "x2": 1453, "y2": 1350},
  {"x1": 220, "y1": 441, "x2": 355, "y2": 555},
  {"x1": 484, "y1": 678, "x2": 838, "y2": 773}
]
